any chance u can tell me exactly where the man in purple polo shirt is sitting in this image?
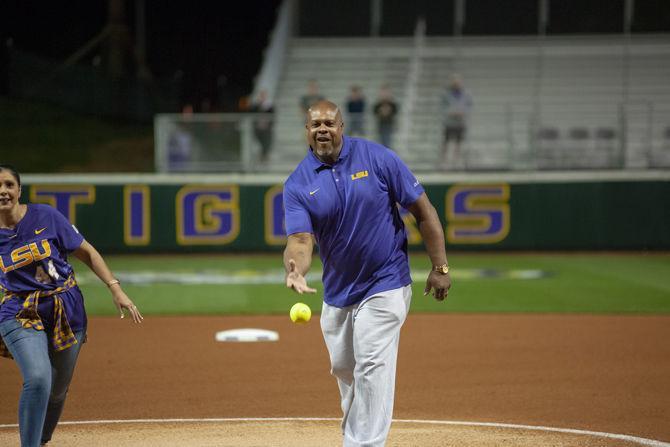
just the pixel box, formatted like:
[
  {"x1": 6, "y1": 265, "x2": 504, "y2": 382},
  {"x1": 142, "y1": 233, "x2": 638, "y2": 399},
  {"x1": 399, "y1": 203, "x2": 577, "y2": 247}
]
[{"x1": 283, "y1": 100, "x2": 451, "y2": 446}]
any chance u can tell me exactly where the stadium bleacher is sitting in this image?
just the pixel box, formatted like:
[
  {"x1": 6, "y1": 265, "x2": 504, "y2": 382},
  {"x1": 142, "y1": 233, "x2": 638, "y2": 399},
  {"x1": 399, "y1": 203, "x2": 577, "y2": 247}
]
[{"x1": 267, "y1": 34, "x2": 670, "y2": 171}]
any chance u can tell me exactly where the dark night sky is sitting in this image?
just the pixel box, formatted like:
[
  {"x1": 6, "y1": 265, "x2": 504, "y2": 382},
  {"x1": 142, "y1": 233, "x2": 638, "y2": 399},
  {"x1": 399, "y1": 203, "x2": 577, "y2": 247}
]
[
  {"x1": 1, "y1": 0, "x2": 281, "y2": 109},
  {"x1": 1, "y1": 0, "x2": 668, "y2": 111}
]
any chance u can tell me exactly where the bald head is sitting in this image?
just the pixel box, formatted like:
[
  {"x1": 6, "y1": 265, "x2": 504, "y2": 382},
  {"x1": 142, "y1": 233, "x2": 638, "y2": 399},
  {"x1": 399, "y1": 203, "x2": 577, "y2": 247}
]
[{"x1": 306, "y1": 100, "x2": 342, "y2": 125}]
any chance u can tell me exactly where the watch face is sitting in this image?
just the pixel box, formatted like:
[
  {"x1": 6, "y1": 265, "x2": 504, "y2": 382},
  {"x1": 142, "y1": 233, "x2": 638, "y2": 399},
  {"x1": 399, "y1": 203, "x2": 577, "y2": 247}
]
[{"x1": 435, "y1": 265, "x2": 449, "y2": 274}]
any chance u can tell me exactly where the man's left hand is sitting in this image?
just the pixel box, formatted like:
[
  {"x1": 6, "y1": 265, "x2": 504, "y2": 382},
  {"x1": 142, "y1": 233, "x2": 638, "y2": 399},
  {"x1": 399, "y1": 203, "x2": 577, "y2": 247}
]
[{"x1": 424, "y1": 271, "x2": 452, "y2": 301}]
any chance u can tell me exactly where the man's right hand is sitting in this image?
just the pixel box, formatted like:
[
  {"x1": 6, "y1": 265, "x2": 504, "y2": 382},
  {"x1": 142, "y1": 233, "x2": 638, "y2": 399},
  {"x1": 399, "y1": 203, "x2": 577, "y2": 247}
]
[{"x1": 285, "y1": 259, "x2": 317, "y2": 294}]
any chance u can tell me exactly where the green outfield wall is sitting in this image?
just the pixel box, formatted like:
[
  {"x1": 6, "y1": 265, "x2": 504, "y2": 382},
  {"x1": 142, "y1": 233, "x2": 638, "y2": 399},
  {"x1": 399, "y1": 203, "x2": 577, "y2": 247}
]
[{"x1": 22, "y1": 176, "x2": 670, "y2": 252}]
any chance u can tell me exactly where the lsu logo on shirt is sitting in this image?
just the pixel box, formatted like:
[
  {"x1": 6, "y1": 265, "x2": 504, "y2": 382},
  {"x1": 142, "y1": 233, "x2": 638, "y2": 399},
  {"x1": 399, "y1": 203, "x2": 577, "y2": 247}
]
[
  {"x1": 351, "y1": 170, "x2": 369, "y2": 180},
  {"x1": 0, "y1": 239, "x2": 51, "y2": 273}
]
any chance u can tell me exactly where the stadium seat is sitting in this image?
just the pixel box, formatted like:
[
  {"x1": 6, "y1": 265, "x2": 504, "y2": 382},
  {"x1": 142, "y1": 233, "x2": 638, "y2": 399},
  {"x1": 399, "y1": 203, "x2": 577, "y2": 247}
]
[
  {"x1": 594, "y1": 127, "x2": 617, "y2": 168},
  {"x1": 566, "y1": 127, "x2": 591, "y2": 169},
  {"x1": 536, "y1": 126, "x2": 560, "y2": 170}
]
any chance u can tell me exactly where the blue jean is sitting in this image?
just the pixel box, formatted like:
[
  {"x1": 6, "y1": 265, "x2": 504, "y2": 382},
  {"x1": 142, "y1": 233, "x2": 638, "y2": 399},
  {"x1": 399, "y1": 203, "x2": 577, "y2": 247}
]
[
  {"x1": 377, "y1": 123, "x2": 393, "y2": 149},
  {"x1": 0, "y1": 319, "x2": 85, "y2": 447}
]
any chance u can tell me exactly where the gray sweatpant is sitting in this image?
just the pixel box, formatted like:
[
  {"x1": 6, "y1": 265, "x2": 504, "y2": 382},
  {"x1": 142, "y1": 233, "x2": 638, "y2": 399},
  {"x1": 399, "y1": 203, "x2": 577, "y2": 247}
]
[{"x1": 320, "y1": 285, "x2": 412, "y2": 447}]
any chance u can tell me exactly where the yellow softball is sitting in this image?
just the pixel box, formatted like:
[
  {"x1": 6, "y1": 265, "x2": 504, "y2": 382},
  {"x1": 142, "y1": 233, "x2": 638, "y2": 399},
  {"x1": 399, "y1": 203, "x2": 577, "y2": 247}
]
[{"x1": 290, "y1": 302, "x2": 311, "y2": 324}]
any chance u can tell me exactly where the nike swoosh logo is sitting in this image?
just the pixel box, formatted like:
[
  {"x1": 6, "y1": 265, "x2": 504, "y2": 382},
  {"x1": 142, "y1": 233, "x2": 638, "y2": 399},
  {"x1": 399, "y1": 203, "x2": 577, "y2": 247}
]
[
  {"x1": 35, "y1": 228, "x2": 47, "y2": 235},
  {"x1": 8, "y1": 234, "x2": 17, "y2": 239},
  {"x1": 309, "y1": 188, "x2": 320, "y2": 195}
]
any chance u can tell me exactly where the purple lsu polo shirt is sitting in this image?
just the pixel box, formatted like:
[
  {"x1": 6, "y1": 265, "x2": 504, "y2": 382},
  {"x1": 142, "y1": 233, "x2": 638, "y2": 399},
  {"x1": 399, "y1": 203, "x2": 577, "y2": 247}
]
[{"x1": 283, "y1": 136, "x2": 424, "y2": 308}]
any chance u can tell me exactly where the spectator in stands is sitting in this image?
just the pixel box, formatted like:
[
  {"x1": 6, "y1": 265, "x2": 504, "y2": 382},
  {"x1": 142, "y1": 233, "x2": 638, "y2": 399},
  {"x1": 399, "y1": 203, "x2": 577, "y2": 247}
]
[
  {"x1": 167, "y1": 123, "x2": 194, "y2": 171},
  {"x1": 345, "y1": 85, "x2": 366, "y2": 136},
  {"x1": 167, "y1": 104, "x2": 195, "y2": 171},
  {"x1": 299, "y1": 79, "x2": 325, "y2": 116},
  {"x1": 440, "y1": 74, "x2": 473, "y2": 166},
  {"x1": 373, "y1": 84, "x2": 399, "y2": 148},
  {"x1": 249, "y1": 89, "x2": 275, "y2": 163}
]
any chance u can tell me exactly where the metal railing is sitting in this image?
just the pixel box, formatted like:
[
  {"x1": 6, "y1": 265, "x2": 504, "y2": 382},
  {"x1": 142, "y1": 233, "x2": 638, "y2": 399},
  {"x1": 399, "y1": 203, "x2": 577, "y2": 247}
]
[{"x1": 154, "y1": 104, "x2": 670, "y2": 173}]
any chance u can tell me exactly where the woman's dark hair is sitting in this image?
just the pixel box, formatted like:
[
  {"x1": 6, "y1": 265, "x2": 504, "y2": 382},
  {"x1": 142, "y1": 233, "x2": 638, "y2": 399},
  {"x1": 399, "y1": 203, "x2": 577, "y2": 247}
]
[{"x1": 0, "y1": 164, "x2": 21, "y2": 187}]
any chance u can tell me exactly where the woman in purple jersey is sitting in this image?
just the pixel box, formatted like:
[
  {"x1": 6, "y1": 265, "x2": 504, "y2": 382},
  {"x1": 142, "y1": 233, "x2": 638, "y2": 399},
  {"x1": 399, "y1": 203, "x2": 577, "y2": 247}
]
[{"x1": 0, "y1": 165, "x2": 143, "y2": 447}]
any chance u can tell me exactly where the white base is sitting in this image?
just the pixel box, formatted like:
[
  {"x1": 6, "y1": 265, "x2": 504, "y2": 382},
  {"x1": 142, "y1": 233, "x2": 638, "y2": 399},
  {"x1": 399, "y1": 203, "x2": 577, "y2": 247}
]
[{"x1": 214, "y1": 328, "x2": 279, "y2": 343}]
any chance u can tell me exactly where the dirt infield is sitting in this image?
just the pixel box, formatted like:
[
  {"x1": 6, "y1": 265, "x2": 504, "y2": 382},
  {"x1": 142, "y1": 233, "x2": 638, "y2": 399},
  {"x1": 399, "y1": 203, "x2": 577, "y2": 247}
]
[
  {"x1": 1, "y1": 314, "x2": 669, "y2": 446},
  {"x1": 0, "y1": 420, "x2": 658, "y2": 446}
]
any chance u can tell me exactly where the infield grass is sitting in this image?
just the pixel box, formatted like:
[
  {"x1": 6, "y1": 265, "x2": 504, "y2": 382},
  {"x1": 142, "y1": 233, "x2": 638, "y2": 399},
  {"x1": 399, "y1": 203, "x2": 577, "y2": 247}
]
[{"x1": 73, "y1": 252, "x2": 670, "y2": 316}]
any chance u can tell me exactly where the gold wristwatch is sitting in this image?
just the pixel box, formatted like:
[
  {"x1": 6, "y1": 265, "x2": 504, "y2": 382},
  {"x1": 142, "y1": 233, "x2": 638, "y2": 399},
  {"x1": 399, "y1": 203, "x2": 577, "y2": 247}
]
[{"x1": 433, "y1": 264, "x2": 449, "y2": 274}]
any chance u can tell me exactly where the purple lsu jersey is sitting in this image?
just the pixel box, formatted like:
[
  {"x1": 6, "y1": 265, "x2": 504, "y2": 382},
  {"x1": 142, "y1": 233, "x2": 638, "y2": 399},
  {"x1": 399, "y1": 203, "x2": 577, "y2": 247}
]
[{"x1": 0, "y1": 204, "x2": 87, "y2": 331}]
